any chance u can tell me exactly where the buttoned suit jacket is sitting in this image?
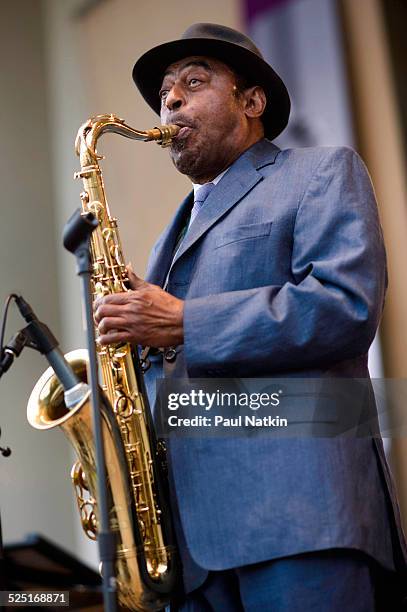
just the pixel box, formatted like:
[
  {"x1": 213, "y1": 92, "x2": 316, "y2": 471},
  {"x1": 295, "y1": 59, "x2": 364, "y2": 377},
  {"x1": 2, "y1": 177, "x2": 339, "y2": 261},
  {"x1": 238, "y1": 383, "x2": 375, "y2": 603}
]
[{"x1": 144, "y1": 139, "x2": 407, "y2": 592}]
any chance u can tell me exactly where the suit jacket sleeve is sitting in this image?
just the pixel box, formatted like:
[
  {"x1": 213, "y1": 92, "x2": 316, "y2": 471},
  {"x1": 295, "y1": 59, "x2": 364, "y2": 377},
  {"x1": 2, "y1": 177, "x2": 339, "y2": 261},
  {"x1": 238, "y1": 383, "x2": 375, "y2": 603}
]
[{"x1": 183, "y1": 147, "x2": 387, "y2": 377}]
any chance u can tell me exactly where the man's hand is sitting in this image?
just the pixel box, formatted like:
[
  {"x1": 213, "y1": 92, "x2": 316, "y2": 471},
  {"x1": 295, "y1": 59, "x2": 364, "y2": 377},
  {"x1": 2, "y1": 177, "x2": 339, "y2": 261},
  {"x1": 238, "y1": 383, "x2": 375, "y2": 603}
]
[{"x1": 94, "y1": 268, "x2": 184, "y2": 347}]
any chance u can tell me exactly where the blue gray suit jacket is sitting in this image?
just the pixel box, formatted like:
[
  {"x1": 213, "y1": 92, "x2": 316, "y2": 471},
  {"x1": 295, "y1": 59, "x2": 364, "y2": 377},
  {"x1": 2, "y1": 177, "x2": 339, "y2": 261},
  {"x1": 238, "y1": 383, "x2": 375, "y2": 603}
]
[{"x1": 144, "y1": 139, "x2": 407, "y2": 591}]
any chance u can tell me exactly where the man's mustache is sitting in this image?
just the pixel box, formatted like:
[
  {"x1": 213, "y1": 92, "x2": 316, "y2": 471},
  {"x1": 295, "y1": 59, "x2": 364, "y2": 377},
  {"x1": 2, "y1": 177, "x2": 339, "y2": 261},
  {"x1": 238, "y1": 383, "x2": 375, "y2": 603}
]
[{"x1": 167, "y1": 115, "x2": 197, "y2": 130}]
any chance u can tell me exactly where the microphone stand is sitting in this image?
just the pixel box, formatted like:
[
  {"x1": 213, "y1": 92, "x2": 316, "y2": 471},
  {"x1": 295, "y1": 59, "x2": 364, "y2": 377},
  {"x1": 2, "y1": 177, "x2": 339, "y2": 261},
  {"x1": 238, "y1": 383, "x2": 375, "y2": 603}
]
[
  {"x1": 63, "y1": 209, "x2": 117, "y2": 612},
  {"x1": 0, "y1": 510, "x2": 5, "y2": 612},
  {"x1": 0, "y1": 427, "x2": 11, "y2": 611}
]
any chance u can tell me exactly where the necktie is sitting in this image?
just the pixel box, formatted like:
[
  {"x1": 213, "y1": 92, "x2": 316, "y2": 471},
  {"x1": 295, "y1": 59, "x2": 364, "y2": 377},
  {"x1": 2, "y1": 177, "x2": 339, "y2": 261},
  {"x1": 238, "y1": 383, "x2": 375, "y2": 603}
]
[
  {"x1": 164, "y1": 182, "x2": 215, "y2": 290},
  {"x1": 189, "y1": 182, "x2": 215, "y2": 227},
  {"x1": 171, "y1": 182, "x2": 215, "y2": 257}
]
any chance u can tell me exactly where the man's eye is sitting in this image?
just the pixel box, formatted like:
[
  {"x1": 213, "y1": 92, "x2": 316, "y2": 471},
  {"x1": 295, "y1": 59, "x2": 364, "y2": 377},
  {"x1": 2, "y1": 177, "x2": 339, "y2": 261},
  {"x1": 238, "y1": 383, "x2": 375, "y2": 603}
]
[
  {"x1": 159, "y1": 90, "x2": 169, "y2": 100},
  {"x1": 189, "y1": 78, "x2": 201, "y2": 87}
]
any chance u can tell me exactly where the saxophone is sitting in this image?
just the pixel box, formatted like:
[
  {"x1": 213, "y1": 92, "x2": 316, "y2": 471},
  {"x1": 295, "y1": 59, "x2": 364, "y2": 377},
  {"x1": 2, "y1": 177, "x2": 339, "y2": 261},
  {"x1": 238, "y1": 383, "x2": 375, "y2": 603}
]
[{"x1": 27, "y1": 114, "x2": 180, "y2": 611}]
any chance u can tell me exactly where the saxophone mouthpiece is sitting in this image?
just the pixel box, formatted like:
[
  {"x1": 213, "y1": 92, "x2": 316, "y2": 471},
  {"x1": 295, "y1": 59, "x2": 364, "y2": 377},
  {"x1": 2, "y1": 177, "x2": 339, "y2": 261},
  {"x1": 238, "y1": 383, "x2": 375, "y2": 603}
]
[{"x1": 148, "y1": 124, "x2": 180, "y2": 147}]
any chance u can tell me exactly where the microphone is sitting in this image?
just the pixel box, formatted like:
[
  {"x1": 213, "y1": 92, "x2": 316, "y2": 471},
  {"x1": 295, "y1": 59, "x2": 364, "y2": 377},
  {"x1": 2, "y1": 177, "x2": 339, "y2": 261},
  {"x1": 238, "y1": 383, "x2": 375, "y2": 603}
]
[
  {"x1": 14, "y1": 296, "x2": 80, "y2": 392},
  {"x1": 0, "y1": 330, "x2": 28, "y2": 377},
  {"x1": 0, "y1": 426, "x2": 11, "y2": 457}
]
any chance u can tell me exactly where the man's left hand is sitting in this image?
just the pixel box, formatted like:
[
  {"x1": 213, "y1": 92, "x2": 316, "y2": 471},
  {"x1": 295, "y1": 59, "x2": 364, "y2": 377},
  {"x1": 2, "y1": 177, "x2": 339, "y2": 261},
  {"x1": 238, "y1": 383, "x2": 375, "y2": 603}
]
[{"x1": 94, "y1": 268, "x2": 184, "y2": 347}]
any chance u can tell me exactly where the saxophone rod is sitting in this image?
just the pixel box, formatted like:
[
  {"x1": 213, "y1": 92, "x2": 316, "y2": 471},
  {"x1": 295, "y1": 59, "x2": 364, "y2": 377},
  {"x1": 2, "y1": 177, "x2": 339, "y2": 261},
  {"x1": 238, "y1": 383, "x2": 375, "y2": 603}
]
[{"x1": 64, "y1": 208, "x2": 118, "y2": 612}]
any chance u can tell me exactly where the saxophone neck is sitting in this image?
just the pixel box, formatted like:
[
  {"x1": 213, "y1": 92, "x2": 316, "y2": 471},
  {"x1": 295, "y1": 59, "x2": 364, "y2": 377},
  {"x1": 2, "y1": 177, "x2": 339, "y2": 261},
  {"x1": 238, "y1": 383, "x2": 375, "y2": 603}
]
[{"x1": 75, "y1": 114, "x2": 180, "y2": 168}]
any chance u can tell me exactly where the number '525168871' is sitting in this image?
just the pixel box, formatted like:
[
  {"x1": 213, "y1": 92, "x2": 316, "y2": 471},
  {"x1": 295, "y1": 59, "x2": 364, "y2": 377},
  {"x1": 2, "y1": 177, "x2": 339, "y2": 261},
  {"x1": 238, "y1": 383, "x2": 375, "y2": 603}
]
[{"x1": 0, "y1": 591, "x2": 69, "y2": 607}]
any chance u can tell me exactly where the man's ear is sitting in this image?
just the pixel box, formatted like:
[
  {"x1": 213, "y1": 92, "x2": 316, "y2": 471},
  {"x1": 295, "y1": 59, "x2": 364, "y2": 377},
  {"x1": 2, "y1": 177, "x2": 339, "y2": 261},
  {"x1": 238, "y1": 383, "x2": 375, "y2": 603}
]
[{"x1": 243, "y1": 86, "x2": 267, "y2": 119}]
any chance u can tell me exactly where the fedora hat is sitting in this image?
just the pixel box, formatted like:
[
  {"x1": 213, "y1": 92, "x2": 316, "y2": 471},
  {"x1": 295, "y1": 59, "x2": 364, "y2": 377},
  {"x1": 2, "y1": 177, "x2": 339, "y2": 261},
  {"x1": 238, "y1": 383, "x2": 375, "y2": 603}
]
[{"x1": 132, "y1": 22, "x2": 290, "y2": 140}]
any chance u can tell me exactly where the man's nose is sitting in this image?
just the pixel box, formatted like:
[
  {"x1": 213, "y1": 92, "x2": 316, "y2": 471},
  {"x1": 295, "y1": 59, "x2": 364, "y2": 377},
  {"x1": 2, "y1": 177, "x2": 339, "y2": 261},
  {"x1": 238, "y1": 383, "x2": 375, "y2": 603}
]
[{"x1": 164, "y1": 83, "x2": 185, "y2": 111}]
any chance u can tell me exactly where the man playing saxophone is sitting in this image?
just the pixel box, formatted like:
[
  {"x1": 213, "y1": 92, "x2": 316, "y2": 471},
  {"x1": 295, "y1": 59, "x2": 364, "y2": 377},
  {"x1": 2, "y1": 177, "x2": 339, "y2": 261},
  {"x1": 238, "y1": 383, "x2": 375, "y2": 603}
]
[{"x1": 94, "y1": 23, "x2": 407, "y2": 611}]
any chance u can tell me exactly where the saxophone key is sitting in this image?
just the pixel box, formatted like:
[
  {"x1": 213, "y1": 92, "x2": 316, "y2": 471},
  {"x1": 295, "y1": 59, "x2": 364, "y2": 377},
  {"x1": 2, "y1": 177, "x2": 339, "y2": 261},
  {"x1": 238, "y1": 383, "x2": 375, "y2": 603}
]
[{"x1": 114, "y1": 393, "x2": 134, "y2": 417}]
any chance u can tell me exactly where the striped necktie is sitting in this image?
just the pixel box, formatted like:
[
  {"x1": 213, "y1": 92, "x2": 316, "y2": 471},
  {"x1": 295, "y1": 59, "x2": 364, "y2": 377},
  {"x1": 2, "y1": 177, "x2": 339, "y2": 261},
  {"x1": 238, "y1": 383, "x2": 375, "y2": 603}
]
[
  {"x1": 164, "y1": 182, "x2": 215, "y2": 290},
  {"x1": 189, "y1": 182, "x2": 215, "y2": 227},
  {"x1": 171, "y1": 181, "x2": 215, "y2": 257}
]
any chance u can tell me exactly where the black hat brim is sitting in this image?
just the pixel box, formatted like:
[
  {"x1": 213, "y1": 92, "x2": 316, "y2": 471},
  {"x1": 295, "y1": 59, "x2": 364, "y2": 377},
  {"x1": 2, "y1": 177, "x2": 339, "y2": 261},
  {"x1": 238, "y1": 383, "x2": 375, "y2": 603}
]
[{"x1": 132, "y1": 38, "x2": 290, "y2": 141}]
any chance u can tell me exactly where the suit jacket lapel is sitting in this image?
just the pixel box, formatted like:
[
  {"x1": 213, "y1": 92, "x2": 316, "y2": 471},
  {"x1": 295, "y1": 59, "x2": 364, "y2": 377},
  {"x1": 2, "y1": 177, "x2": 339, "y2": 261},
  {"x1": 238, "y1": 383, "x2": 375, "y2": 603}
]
[
  {"x1": 171, "y1": 139, "x2": 280, "y2": 267},
  {"x1": 145, "y1": 190, "x2": 193, "y2": 286},
  {"x1": 146, "y1": 139, "x2": 280, "y2": 286}
]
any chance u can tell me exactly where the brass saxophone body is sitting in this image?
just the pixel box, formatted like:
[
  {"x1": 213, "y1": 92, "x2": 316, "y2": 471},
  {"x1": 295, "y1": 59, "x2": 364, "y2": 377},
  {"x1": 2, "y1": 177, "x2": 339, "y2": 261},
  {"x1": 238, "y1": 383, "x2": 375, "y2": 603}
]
[{"x1": 27, "y1": 115, "x2": 180, "y2": 611}]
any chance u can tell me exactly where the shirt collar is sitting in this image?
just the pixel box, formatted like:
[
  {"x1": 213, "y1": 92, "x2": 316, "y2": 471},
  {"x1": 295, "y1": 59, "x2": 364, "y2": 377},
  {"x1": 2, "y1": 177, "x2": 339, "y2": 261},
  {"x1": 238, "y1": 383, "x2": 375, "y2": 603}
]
[{"x1": 191, "y1": 167, "x2": 229, "y2": 197}]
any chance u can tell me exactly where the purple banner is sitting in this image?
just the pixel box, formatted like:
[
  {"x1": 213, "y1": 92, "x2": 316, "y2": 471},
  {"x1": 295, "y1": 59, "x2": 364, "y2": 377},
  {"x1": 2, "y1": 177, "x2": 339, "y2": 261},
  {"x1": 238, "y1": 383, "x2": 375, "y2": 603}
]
[{"x1": 243, "y1": 0, "x2": 294, "y2": 23}]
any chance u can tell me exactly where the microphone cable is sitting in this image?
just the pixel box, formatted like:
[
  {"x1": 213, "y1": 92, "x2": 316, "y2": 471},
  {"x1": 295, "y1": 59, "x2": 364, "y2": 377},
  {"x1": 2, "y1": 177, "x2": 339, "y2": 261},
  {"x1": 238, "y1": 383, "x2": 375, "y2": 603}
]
[{"x1": 0, "y1": 294, "x2": 18, "y2": 364}]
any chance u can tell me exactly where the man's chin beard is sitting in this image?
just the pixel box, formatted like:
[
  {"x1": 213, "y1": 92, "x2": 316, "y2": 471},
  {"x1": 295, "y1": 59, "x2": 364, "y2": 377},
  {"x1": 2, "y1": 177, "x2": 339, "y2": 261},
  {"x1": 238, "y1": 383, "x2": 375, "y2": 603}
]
[{"x1": 170, "y1": 146, "x2": 203, "y2": 178}]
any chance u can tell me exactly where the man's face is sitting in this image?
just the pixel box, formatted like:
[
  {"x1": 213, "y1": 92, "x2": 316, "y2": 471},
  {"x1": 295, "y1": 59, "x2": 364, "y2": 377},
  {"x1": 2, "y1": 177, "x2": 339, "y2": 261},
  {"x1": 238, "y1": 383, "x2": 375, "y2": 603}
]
[{"x1": 159, "y1": 56, "x2": 254, "y2": 182}]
